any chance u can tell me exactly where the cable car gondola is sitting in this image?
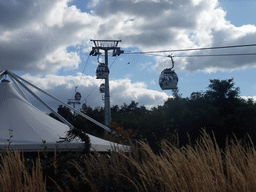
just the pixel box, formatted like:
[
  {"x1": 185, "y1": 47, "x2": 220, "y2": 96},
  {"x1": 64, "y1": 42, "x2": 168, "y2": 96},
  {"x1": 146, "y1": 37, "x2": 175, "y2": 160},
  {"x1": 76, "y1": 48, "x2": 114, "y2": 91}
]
[
  {"x1": 159, "y1": 55, "x2": 178, "y2": 90},
  {"x1": 96, "y1": 55, "x2": 109, "y2": 79},
  {"x1": 96, "y1": 64, "x2": 109, "y2": 79},
  {"x1": 99, "y1": 83, "x2": 105, "y2": 93},
  {"x1": 68, "y1": 91, "x2": 81, "y2": 108},
  {"x1": 75, "y1": 92, "x2": 82, "y2": 101}
]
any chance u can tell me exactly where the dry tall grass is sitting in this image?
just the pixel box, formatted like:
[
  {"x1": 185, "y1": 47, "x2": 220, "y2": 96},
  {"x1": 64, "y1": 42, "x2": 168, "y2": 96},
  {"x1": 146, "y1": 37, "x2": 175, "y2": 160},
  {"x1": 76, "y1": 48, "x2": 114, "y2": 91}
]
[
  {"x1": 2, "y1": 131, "x2": 256, "y2": 192},
  {"x1": 66, "y1": 131, "x2": 256, "y2": 192},
  {"x1": 0, "y1": 150, "x2": 46, "y2": 192}
]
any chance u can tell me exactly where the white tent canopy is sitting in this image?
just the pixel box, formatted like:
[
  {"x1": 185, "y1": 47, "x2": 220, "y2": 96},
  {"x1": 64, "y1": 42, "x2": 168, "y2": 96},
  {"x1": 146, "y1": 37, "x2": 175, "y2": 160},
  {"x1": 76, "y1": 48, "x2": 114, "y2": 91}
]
[{"x1": 0, "y1": 71, "x2": 123, "y2": 152}]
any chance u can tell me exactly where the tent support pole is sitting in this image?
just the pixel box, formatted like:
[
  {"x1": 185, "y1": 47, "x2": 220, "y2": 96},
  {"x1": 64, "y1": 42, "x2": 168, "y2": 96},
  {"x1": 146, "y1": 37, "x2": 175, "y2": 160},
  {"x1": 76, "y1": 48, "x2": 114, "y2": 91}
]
[
  {"x1": 9, "y1": 75, "x2": 31, "y2": 103},
  {"x1": 7, "y1": 70, "x2": 111, "y2": 133},
  {"x1": 6, "y1": 71, "x2": 75, "y2": 130},
  {"x1": 0, "y1": 70, "x2": 7, "y2": 81},
  {"x1": 0, "y1": 71, "x2": 30, "y2": 103}
]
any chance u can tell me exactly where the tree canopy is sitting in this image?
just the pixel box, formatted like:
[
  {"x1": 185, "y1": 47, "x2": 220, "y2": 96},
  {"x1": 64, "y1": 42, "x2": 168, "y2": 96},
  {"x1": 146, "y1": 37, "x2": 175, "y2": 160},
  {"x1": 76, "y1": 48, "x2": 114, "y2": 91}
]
[{"x1": 50, "y1": 78, "x2": 256, "y2": 152}]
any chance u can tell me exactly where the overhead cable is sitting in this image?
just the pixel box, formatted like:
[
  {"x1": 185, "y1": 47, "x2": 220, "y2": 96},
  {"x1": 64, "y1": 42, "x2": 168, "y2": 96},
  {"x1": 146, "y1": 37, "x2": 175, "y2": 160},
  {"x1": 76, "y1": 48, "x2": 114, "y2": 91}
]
[
  {"x1": 124, "y1": 43, "x2": 256, "y2": 55},
  {"x1": 85, "y1": 57, "x2": 118, "y2": 101},
  {"x1": 71, "y1": 54, "x2": 91, "y2": 98},
  {"x1": 146, "y1": 52, "x2": 256, "y2": 58},
  {"x1": 175, "y1": 52, "x2": 256, "y2": 57},
  {"x1": 77, "y1": 54, "x2": 91, "y2": 88}
]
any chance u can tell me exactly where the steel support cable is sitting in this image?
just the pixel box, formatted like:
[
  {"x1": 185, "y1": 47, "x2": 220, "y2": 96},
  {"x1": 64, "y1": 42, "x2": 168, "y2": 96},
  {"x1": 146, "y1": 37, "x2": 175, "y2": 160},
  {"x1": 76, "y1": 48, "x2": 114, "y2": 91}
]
[
  {"x1": 85, "y1": 56, "x2": 118, "y2": 101},
  {"x1": 85, "y1": 81, "x2": 103, "y2": 101},
  {"x1": 0, "y1": 70, "x2": 31, "y2": 103},
  {"x1": 71, "y1": 54, "x2": 91, "y2": 98},
  {"x1": 123, "y1": 43, "x2": 256, "y2": 55},
  {"x1": 77, "y1": 54, "x2": 91, "y2": 88},
  {"x1": 143, "y1": 52, "x2": 256, "y2": 58},
  {"x1": 8, "y1": 75, "x2": 31, "y2": 103},
  {"x1": 174, "y1": 52, "x2": 256, "y2": 57},
  {"x1": 8, "y1": 70, "x2": 111, "y2": 133},
  {"x1": 6, "y1": 70, "x2": 75, "y2": 129},
  {"x1": 0, "y1": 70, "x2": 6, "y2": 80},
  {"x1": 109, "y1": 56, "x2": 118, "y2": 69}
]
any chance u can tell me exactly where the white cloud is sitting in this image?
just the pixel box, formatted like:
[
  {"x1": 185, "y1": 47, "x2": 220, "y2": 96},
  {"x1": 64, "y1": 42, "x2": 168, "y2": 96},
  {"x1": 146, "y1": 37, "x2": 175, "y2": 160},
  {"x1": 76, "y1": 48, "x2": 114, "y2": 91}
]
[
  {"x1": 89, "y1": 0, "x2": 256, "y2": 72},
  {"x1": 20, "y1": 74, "x2": 169, "y2": 110},
  {"x1": 1, "y1": 0, "x2": 256, "y2": 74},
  {"x1": 1, "y1": 0, "x2": 256, "y2": 109},
  {"x1": 240, "y1": 96, "x2": 256, "y2": 103},
  {"x1": 41, "y1": 46, "x2": 80, "y2": 71},
  {"x1": 0, "y1": 0, "x2": 95, "y2": 73},
  {"x1": 110, "y1": 78, "x2": 169, "y2": 108}
]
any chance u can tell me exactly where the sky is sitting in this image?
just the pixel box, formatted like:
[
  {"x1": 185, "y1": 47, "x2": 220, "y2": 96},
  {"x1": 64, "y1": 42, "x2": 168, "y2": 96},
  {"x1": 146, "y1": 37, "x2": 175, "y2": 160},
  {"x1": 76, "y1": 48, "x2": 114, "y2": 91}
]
[{"x1": 1, "y1": 0, "x2": 256, "y2": 112}]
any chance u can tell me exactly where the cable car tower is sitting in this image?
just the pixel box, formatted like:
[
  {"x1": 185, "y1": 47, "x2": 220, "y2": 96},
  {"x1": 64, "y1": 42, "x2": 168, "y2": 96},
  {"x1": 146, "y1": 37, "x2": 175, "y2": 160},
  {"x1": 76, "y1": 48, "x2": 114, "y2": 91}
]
[{"x1": 90, "y1": 40, "x2": 124, "y2": 134}]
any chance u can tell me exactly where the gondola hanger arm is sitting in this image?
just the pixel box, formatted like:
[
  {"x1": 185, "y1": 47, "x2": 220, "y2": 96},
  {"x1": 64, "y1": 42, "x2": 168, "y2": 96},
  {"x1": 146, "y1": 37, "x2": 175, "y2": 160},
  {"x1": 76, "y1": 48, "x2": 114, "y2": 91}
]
[
  {"x1": 167, "y1": 54, "x2": 174, "y2": 70},
  {"x1": 97, "y1": 54, "x2": 105, "y2": 65}
]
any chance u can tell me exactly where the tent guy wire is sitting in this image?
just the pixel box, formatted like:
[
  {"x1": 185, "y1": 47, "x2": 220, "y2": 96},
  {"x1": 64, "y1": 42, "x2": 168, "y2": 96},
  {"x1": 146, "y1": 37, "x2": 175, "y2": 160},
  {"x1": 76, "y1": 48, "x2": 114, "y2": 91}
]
[
  {"x1": 1, "y1": 70, "x2": 111, "y2": 133},
  {"x1": 0, "y1": 77, "x2": 124, "y2": 152},
  {"x1": 7, "y1": 70, "x2": 75, "y2": 129}
]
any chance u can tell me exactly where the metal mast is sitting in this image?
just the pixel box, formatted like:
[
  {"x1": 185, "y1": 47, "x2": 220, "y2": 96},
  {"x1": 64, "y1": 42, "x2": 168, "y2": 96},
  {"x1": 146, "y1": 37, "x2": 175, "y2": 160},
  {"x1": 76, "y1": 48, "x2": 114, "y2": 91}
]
[{"x1": 90, "y1": 40, "x2": 123, "y2": 134}]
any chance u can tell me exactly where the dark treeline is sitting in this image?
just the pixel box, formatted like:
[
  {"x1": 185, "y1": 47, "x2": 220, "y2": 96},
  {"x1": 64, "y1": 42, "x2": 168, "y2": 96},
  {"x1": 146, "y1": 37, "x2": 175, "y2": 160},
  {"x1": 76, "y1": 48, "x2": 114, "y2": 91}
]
[{"x1": 51, "y1": 78, "x2": 256, "y2": 152}]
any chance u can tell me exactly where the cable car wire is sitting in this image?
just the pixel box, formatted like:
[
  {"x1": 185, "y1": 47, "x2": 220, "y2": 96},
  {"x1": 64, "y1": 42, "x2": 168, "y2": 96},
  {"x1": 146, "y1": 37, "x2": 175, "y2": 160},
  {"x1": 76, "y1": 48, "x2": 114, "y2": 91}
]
[
  {"x1": 77, "y1": 54, "x2": 91, "y2": 88},
  {"x1": 71, "y1": 54, "x2": 91, "y2": 98},
  {"x1": 109, "y1": 57, "x2": 118, "y2": 69},
  {"x1": 144, "y1": 52, "x2": 256, "y2": 58},
  {"x1": 85, "y1": 57, "x2": 118, "y2": 101},
  {"x1": 124, "y1": 43, "x2": 256, "y2": 55},
  {"x1": 85, "y1": 80, "x2": 103, "y2": 101},
  {"x1": 175, "y1": 52, "x2": 256, "y2": 57},
  {"x1": 82, "y1": 43, "x2": 256, "y2": 100}
]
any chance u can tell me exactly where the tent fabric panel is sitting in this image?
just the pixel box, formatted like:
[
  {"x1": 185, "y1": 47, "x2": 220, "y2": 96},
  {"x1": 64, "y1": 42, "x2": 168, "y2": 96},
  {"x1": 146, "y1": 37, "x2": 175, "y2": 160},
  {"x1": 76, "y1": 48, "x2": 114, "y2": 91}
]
[
  {"x1": 0, "y1": 82, "x2": 69, "y2": 142},
  {"x1": 0, "y1": 80, "x2": 126, "y2": 152}
]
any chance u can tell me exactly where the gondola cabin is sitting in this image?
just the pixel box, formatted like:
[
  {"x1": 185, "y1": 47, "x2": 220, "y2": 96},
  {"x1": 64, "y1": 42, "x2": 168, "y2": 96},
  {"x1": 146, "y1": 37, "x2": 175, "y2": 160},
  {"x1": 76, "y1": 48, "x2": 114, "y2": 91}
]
[
  {"x1": 96, "y1": 64, "x2": 109, "y2": 79},
  {"x1": 159, "y1": 68, "x2": 178, "y2": 90},
  {"x1": 75, "y1": 92, "x2": 82, "y2": 101},
  {"x1": 99, "y1": 83, "x2": 105, "y2": 93}
]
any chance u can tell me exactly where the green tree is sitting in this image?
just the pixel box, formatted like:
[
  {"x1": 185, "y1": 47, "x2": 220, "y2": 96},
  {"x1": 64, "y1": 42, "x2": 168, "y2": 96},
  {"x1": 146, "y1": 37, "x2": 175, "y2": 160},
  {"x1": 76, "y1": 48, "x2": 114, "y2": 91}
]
[
  {"x1": 202, "y1": 78, "x2": 256, "y2": 147},
  {"x1": 48, "y1": 78, "x2": 256, "y2": 152},
  {"x1": 205, "y1": 78, "x2": 240, "y2": 106}
]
